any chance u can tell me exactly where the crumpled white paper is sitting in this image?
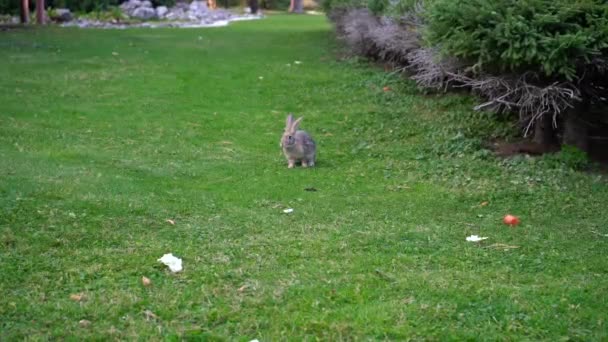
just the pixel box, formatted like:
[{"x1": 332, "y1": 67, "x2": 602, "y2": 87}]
[
  {"x1": 158, "y1": 253, "x2": 183, "y2": 272},
  {"x1": 466, "y1": 235, "x2": 488, "y2": 242}
]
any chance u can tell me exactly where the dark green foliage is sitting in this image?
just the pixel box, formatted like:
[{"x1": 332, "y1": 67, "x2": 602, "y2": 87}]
[
  {"x1": 546, "y1": 145, "x2": 590, "y2": 169},
  {"x1": 151, "y1": 0, "x2": 176, "y2": 7},
  {"x1": 322, "y1": 0, "x2": 367, "y2": 13},
  {"x1": 261, "y1": 0, "x2": 291, "y2": 10},
  {"x1": 426, "y1": 0, "x2": 608, "y2": 80},
  {"x1": 367, "y1": 0, "x2": 387, "y2": 15},
  {"x1": 45, "y1": 0, "x2": 118, "y2": 12},
  {"x1": 0, "y1": 0, "x2": 19, "y2": 15}
]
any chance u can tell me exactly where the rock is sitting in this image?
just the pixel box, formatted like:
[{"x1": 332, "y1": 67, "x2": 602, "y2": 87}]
[
  {"x1": 188, "y1": 1, "x2": 209, "y2": 19},
  {"x1": 132, "y1": 7, "x2": 157, "y2": 20},
  {"x1": 120, "y1": 0, "x2": 139, "y2": 10},
  {"x1": 120, "y1": 0, "x2": 145, "y2": 17},
  {"x1": 156, "y1": 6, "x2": 168, "y2": 18},
  {"x1": 50, "y1": 8, "x2": 73, "y2": 22},
  {"x1": 140, "y1": 0, "x2": 153, "y2": 8},
  {"x1": 189, "y1": 1, "x2": 208, "y2": 11}
]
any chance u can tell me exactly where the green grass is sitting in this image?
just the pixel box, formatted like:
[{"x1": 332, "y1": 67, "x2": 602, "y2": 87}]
[{"x1": 1, "y1": 15, "x2": 608, "y2": 340}]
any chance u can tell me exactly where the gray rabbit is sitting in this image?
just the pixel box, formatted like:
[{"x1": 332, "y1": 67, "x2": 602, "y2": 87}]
[{"x1": 280, "y1": 114, "x2": 316, "y2": 168}]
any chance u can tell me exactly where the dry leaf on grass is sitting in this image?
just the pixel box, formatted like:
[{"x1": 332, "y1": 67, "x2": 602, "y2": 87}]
[
  {"x1": 484, "y1": 243, "x2": 520, "y2": 250},
  {"x1": 79, "y1": 319, "x2": 91, "y2": 327},
  {"x1": 142, "y1": 276, "x2": 152, "y2": 287},
  {"x1": 144, "y1": 310, "x2": 158, "y2": 321},
  {"x1": 402, "y1": 296, "x2": 416, "y2": 305},
  {"x1": 165, "y1": 219, "x2": 176, "y2": 225},
  {"x1": 237, "y1": 284, "x2": 249, "y2": 293},
  {"x1": 70, "y1": 293, "x2": 86, "y2": 302}
]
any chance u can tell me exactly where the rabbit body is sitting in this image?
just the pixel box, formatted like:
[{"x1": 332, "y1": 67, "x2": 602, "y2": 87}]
[{"x1": 281, "y1": 114, "x2": 316, "y2": 168}]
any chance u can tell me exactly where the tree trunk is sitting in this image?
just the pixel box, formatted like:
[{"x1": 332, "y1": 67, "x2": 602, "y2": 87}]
[
  {"x1": 20, "y1": 0, "x2": 30, "y2": 24},
  {"x1": 292, "y1": 0, "x2": 303, "y2": 13},
  {"x1": 532, "y1": 113, "x2": 558, "y2": 147},
  {"x1": 562, "y1": 101, "x2": 590, "y2": 152},
  {"x1": 35, "y1": 0, "x2": 45, "y2": 24},
  {"x1": 249, "y1": 0, "x2": 258, "y2": 14}
]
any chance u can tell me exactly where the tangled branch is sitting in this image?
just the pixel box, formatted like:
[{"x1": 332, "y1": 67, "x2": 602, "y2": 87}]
[
  {"x1": 406, "y1": 47, "x2": 462, "y2": 90},
  {"x1": 448, "y1": 72, "x2": 581, "y2": 136}
]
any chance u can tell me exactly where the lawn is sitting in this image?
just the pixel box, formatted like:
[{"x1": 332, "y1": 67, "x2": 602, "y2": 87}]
[{"x1": 1, "y1": 14, "x2": 607, "y2": 340}]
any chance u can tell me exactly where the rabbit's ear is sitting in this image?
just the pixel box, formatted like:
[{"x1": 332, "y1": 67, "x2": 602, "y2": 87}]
[
  {"x1": 291, "y1": 117, "x2": 303, "y2": 131},
  {"x1": 286, "y1": 114, "x2": 294, "y2": 130}
]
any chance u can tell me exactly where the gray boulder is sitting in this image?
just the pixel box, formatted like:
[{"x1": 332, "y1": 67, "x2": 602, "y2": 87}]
[
  {"x1": 132, "y1": 7, "x2": 157, "y2": 20},
  {"x1": 120, "y1": 0, "x2": 141, "y2": 10},
  {"x1": 156, "y1": 6, "x2": 169, "y2": 18},
  {"x1": 165, "y1": 9, "x2": 187, "y2": 20},
  {"x1": 188, "y1": 1, "x2": 209, "y2": 18}
]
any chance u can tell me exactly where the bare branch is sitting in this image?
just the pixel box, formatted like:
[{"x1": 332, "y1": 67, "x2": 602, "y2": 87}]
[{"x1": 448, "y1": 72, "x2": 581, "y2": 136}]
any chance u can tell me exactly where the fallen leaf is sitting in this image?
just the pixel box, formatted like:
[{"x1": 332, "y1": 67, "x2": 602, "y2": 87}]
[
  {"x1": 70, "y1": 293, "x2": 86, "y2": 302},
  {"x1": 484, "y1": 243, "x2": 519, "y2": 250},
  {"x1": 402, "y1": 296, "x2": 416, "y2": 305},
  {"x1": 144, "y1": 310, "x2": 158, "y2": 321},
  {"x1": 374, "y1": 268, "x2": 395, "y2": 281},
  {"x1": 79, "y1": 319, "x2": 91, "y2": 327},
  {"x1": 165, "y1": 219, "x2": 175, "y2": 225},
  {"x1": 383, "y1": 86, "x2": 391, "y2": 92},
  {"x1": 141, "y1": 276, "x2": 152, "y2": 287},
  {"x1": 283, "y1": 208, "x2": 294, "y2": 214},
  {"x1": 237, "y1": 284, "x2": 249, "y2": 293},
  {"x1": 480, "y1": 201, "x2": 489, "y2": 207}
]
